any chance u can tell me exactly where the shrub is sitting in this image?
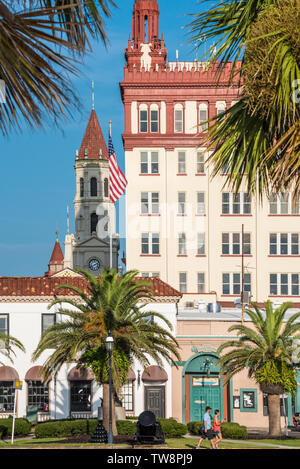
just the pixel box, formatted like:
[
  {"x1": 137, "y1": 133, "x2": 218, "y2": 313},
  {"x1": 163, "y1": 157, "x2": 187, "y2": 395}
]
[
  {"x1": 116, "y1": 420, "x2": 136, "y2": 435},
  {"x1": 35, "y1": 419, "x2": 98, "y2": 438},
  {"x1": 0, "y1": 418, "x2": 31, "y2": 437},
  {"x1": 187, "y1": 420, "x2": 247, "y2": 440},
  {"x1": 157, "y1": 418, "x2": 187, "y2": 437}
]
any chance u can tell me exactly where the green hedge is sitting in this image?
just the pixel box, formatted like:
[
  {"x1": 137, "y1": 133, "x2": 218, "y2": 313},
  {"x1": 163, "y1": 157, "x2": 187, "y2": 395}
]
[
  {"x1": 35, "y1": 419, "x2": 98, "y2": 439},
  {"x1": 0, "y1": 418, "x2": 31, "y2": 438},
  {"x1": 117, "y1": 418, "x2": 187, "y2": 438},
  {"x1": 187, "y1": 421, "x2": 247, "y2": 440}
]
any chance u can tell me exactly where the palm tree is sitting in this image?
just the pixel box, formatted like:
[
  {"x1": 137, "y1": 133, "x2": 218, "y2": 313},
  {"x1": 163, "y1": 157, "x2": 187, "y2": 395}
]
[
  {"x1": 32, "y1": 268, "x2": 181, "y2": 434},
  {"x1": 217, "y1": 301, "x2": 300, "y2": 437},
  {"x1": 0, "y1": 0, "x2": 116, "y2": 135},
  {"x1": 0, "y1": 332, "x2": 25, "y2": 363},
  {"x1": 189, "y1": 0, "x2": 300, "y2": 198}
]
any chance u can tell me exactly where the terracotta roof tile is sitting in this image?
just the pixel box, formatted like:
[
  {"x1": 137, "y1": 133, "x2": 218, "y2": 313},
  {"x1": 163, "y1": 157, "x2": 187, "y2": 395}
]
[
  {"x1": 0, "y1": 276, "x2": 181, "y2": 299},
  {"x1": 78, "y1": 110, "x2": 108, "y2": 160},
  {"x1": 49, "y1": 241, "x2": 64, "y2": 264}
]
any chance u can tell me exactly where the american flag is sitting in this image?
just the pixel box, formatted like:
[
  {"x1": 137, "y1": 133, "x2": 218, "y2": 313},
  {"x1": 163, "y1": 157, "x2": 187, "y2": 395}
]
[{"x1": 108, "y1": 135, "x2": 127, "y2": 203}]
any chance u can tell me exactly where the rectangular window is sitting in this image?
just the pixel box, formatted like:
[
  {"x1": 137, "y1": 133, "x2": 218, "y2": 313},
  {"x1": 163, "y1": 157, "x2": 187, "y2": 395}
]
[
  {"x1": 150, "y1": 109, "x2": 159, "y2": 133},
  {"x1": 0, "y1": 382, "x2": 15, "y2": 413},
  {"x1": 197, "y1": 273, "x2": 205, "y2": 293},
  {"x1": 70, "y1": 381, "x2": 91, "y2": 412},
  {"x1": 178, "y1": 192, "x2": 186, "y2": 214},
  {"x1": 196, "y1": 152, "x2": 205, "y2": 174},
  {"x1": 42, "y1": 314, "x2": 56, "y2": 335},
  {"x1": 222, "y1": 233, "x2": 251, "y2": 255},
  {"x1": 269, "y1": 233, "x2": 299, "y2": 255},
  {"x1": 121, "y1": 381, "x2": 134, "y2": 412},
  {"x1": 178, "y1": 152, "x2": 186, "y2": 174},
  {"x1": 222, "y1": 193, "x2": 251, "y2": 215},
  {"x1": 199, "y1": 108, "x2": 208, "y2": 132},
  {"x1": 0, "y1": 314, "x2": 9, "y2": 336},
  {"x1": 141, "y1": 272, "x2": 160, "y2": 278},
  {"x1": 222, "y1": 273, "x2": 251, "y2": 295},
  {"x1": 141, "y1": 192, "x2": 159, "y2": 214},
  {"x1": 263, "y1": 393, "x2": 288, "y2": 417},
  {"x1": 27, "y1": 381, "x2": 49, "y2": 412},
  {"x1": 179, "y1": 272, "x2": 187, "y2": 293},
  {"x1": 178, "y1": 233, "x2": 186, "y2": 255},
  {"x1": 197, "y1": 192, "x2": 205, "y2": 215},
  {"x1": 140, "y1": 109, "x2": 148, "y2": 133},
  {"x1": 140, "y1": 152, "x2": 159, "y2": 174},
  {"x1": 141, "y1": 233, "x2": 160, "y2": 255},
  {"x1": 174, "y1": 109, "x2": 183, "y2": 133},
  {"x1": 270, "y1": 273, "x2": 299, "y2": 296},
  {"x1": 269, "y1": 193, "x2": 299, "y2": 215},
  {"x1": 197, "y1": 233, "x2": 205, "y2": 255}
]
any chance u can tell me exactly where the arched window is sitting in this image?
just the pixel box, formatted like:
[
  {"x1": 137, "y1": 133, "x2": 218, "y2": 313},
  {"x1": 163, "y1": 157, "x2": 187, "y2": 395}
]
[
  {"x1": 104, "y1": 178, "x2": 109, "y2": 198},
  {"x1": 150, "y1": 104, "x2": 159, "y2": 133},
  {"x1": 90, "y1": 177, "x2": 97, "y2": 197},
  {"x1": 91, "y1": 213, "x2": 98, "y2": 234},
  {"x1": 80, "y1": 178, "x2": 84, "y2": 198}
]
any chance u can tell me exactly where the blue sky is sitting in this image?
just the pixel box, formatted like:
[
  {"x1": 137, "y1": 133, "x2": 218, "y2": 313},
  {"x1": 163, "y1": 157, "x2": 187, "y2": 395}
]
[{"x1": 0, "y1": 0, "x2": 215, "y2": 276}]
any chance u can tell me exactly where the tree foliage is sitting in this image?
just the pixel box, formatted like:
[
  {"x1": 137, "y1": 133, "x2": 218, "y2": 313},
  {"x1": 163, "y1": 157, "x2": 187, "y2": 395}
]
[{"x1": 0, "y1": 0, "x2": 116, "y2": 134}]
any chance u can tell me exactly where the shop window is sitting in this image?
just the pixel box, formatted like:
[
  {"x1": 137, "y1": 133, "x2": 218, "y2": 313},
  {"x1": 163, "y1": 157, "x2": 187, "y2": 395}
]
[{"x1": 70, "y1": 380, "x2": 92, "y2": 412}]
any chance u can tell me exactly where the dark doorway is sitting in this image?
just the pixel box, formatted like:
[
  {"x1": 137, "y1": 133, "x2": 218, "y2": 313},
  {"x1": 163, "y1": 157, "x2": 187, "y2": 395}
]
[{"x1": 145, "y1": 386, "x2": 165, "y2": 418}]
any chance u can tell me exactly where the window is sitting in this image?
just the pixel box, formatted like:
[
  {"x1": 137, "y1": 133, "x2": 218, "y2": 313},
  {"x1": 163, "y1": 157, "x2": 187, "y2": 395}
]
[
  {"x1": 270, "y1": 193, "x2": 299, "y2": 215},
  {"x1": 179, "y1": 272, "x2": 187, "y2": 293},
  {"x1": 197, "y1": 192, "x2": 205, "y2": 215},
  {"x1": 104, "y1": 178, "x2": 109, "y2": 198},
  {"x1": 178, "y1": 192, "x2": 186, "y2": 214},
  {"x1": 141, "y1": 272, "x2": 160, "y2": 278},
  {"x1": 222, "y1": 273, "x2": 251, "y2": 295},
  {"x1": 27, "y1": 381, "x2": 49, "y2": 412},
  {"x1": 199, "y1": 105, "x2": 208, "y2": 132},
  {"x1": 80, "y1": 178, "x2": 84, "y2": 198},
  {"x1": 42, "y1": 314, "x2": 56, "y2": 335},
  {"x1": 174, "y1": 107, "x2": 183, "y2": 133},
  {"x1": 197, "y1": 233, "x2": 205, "y2": 255},
  {"x1": 196, "y1": 152, "x2": 205, "y2": 174},
  {"x1": 90, "y1": 213, "x2": 98, "y2": 234},
  {"x1": 216, "y1": 102, "x2": 226, "y2": 120},
  {"x1": 263, "y1": 393, "x2": 288, "y2": 417},
  {"x1": 0, "y1": 315, "x2": 9, "y2": 336},
  {"x1": 222, "y1": 193, "x2": 251, "y2": 214},
  {"x1": 90, "y1": 177, "x2": 97, "y2": 197},
  {"x1": 270, "y1": 273, "x2": 299, "y2": 296},
  {"x1": 0, "y1": 382, "x2": 15, "y2": 413},
  {"x1": 140, "y1": 108, "x2": 148, "y2": 133},
  {"x1": 121, "y1": 381, "x2": 134, "y2": 412},
  {"x1": 178, "y1": 233, "x2": 186, "y2": 255},
  {"x1": 70, "y1": 380, "x2": 91, "y2": 412},
  {"x1": 270, "y1": 233, "x2": 299, "y2": 255},
  {"x1": 240, "y1": 389, "x2": 257, "y2": 413},
  {"x1": 222, "y1": 233, "x2": 251, "y2": 255},
  {"x1": 141, "y1": 192, "x2": 159, "y2": 214},
  {"x1": 178, "y1": 152, "x2": 186, "y2": 174},
  {"x1": 140, "y1": 152, "x2": 159, "y2": 174},
  {"x1": 197, "y1": 273, "x2": 205, "y2": 293},
  {"x1": 141, "y1": 233, "x2": 160, "y2": 255},
  {"x1": 150, "y1": 109, "x2": 159, "y2": 133}
]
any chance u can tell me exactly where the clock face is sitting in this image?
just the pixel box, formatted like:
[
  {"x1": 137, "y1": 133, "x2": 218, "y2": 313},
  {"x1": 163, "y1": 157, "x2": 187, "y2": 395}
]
[{"x1": 89, "y1": 258, "x2": 100, "y2": 271}]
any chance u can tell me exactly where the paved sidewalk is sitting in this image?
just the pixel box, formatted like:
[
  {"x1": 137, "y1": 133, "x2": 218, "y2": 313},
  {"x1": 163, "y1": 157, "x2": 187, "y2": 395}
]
[{"x1": 184, "y1": 433, "x2": 300, "y2": 449}]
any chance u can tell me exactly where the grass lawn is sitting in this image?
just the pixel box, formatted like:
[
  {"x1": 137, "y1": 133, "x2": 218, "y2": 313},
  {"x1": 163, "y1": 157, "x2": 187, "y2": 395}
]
[{"x1": 0, "y1": 437, "x2": 292, "y2": 449}]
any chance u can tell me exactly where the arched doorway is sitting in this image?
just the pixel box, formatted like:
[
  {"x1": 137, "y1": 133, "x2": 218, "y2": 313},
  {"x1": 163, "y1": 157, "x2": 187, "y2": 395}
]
[{"x1": 182, "y1": 353, "x2": 224, "y2": 423}]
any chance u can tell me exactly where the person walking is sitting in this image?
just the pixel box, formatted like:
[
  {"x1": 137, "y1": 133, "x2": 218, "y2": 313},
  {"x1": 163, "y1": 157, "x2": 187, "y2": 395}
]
[
  {"x1": 196, "y1": 406, "x2": 216, "y2": 449},
  {"x1": 213, "y1": 409, "x2": 222, "y2": 449}
]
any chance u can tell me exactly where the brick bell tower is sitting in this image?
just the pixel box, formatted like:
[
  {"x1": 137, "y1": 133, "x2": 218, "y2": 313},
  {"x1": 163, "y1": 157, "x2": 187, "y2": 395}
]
[{"x1": 125, "y1": 0, "x2": 167, "y2": 71}]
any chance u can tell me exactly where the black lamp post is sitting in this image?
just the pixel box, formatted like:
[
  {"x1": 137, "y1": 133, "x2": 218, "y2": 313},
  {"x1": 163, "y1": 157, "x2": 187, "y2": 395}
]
[{"x1": 105, "y1": 334, "x2": 114, "y2": 444}]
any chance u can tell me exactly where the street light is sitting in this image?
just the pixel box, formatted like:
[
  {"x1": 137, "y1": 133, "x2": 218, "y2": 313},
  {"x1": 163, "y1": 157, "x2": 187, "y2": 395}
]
[{"x1": 105, "y1": 334, "x2": 114, "y2": 444}]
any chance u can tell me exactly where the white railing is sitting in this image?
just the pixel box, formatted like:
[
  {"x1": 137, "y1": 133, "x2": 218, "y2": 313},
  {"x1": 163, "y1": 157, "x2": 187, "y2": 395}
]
[
  {"x1": 70, "y1": 412, "x2": 93, "y2": 420},
  {"x1": 37, "y1": 412, "x2": 51, "y2": 423}
]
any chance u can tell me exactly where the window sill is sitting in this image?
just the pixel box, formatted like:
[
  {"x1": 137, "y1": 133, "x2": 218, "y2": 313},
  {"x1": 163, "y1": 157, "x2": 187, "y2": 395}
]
[
  {"x1": 140, "y1": 214, "x2": 161, "y2": 217},
  {"x1": 269, "y1": 295, "x2": 300, "y2": 298},
  {"x1": 268, "y1": 214, "x2": 300, "y2": 217},
  {"x1": 139, "y1": 173, "x2": 160, "y2": 176},
  {"x1": 268, "y1": 255, "x2": 300, "y2": 258},
  {"x1": 195, "y1": 255, "x2": 206, "y2": 257},
  {"x1": 195, "y1": 173, "x2": 206, "y2": 176},
  {"x1": 221, "y1": 255, "x2": 252, "y2": 257},
  {"x1": 140, "y1": 255, "x2": 161, "y2": 257},
  {"x1": 221, "y1": 214, "x2": 252, "y2": 217},
  {"x1": 177, "y1": 173, "x2": 187, "y2": 176},
  {"x1": 177, "y1": 255, "x2": 188, "y2": 257}
]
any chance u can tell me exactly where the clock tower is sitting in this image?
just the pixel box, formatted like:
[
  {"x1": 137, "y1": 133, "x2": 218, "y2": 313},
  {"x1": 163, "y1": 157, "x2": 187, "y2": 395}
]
[{"x1": 64, "y1": 108, "x2": 119, "y2": 273}]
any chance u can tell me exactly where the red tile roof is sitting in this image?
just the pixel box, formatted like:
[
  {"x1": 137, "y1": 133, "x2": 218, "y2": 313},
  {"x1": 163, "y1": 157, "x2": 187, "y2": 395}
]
[
  {"x1": 78, "y1": 110, "x2": 108, "y2": 160},
  {"x1": 0, "y1": 276, "x2": 181, "y2": 299},
  {"x1": 49, "y1": 241, "x2": 64, "y2": 264}
]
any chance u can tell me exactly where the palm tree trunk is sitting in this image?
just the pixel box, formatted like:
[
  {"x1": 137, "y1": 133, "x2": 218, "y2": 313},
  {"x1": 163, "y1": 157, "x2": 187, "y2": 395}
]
[
  {"x1": 267, "y1": 394, "x2": 281, "y2": 437},
  {"x1": 102, "y1": 383, "x2": 117, "y2": 436}
]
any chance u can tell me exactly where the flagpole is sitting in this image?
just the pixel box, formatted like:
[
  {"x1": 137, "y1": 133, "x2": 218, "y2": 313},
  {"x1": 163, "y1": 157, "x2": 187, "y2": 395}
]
[{"x1": 109, "y1": 120, "x2": 113, "y2": 270}]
